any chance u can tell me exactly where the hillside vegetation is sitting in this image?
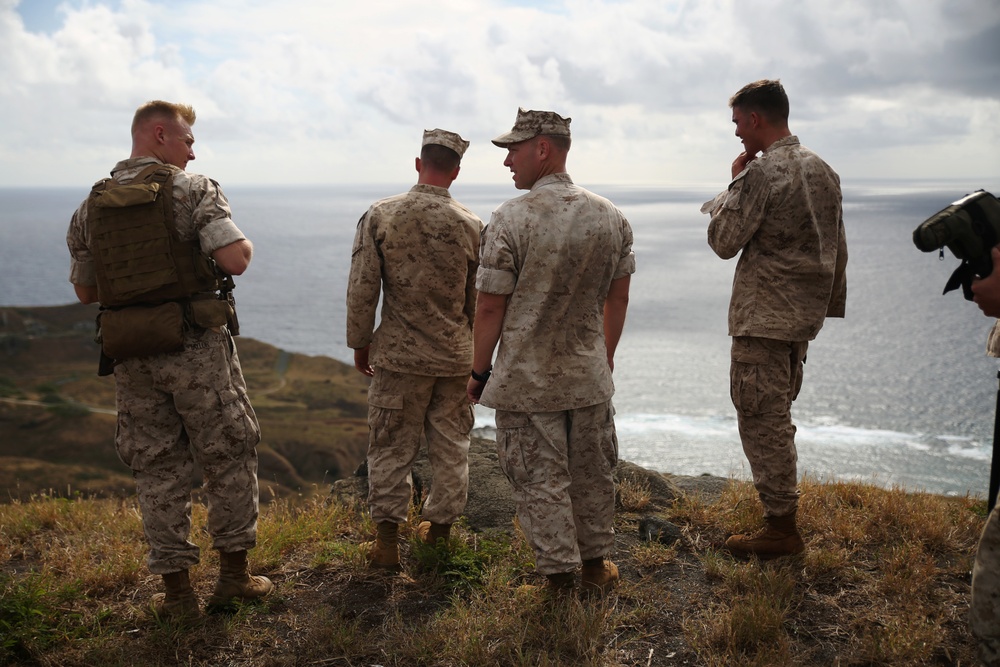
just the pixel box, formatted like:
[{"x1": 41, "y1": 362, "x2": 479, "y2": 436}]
[
  {"x1": 0, "y1": 304, "x2": 371, "y2": 502},
  {"x1": 0, "y1": 474, "x2": 987, "y2": 666}
]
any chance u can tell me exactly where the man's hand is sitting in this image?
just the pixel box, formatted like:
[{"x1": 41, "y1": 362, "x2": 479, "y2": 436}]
[
  {"x1": 467, "y1": 377, "x2": 485, "y2": 404},
  {"x1": 731, "y1": 151, "x2": 757, "y2": 179},
  {"x1": 353, "y1": 346, "x2": 374, "y2": 377},
  {"x1": 972, "y1": 247, "x2": 1000, "y2": 318}
]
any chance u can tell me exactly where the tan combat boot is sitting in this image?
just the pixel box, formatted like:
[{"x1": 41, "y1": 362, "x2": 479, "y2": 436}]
[
  {"x1": 581, "y1": 557, "x2": 620, "y2": 598},
  {"x1": 415, "y1": 521, "x2": 452, "y2": 545},
  {"x1": 150, "y1": 569, "x2": 200, "y2": 622},
  {"x1": 725, "y1": 512, "x2": 805, "y2": 560},
  {"x1": 362, "y1": 521, "x2": 401, "y2": 570},
  {"x1": 206, "y1": 550, "x2": 274, "y2": 612}
]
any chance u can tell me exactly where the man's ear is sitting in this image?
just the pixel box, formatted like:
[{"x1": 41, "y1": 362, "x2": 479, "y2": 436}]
[
  {"x1": 536, "y1": 136, "x2": 550, "y2": 160},
  {"x1": 415, "y1": 157, "x2": 422, "y2": 173}
]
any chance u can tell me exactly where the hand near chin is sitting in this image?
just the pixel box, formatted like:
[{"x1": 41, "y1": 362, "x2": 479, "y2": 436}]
[{"x1": 731, "y1": 151, "x2": 757, "y2": 179}]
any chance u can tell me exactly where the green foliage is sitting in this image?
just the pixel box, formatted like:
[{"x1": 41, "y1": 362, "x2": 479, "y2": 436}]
[
  {"x1": 970, "y1": 497, "x2": 991, "y2": 519},
  {"x1": 410, "y1": 531, "x2": 515, "y2": 592},
  {"x1": 0, "y1": 573, "x2": 80, "y2": 665}
]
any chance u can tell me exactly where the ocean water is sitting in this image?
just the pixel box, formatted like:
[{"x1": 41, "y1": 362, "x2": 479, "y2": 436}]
[{"x1": 3, "y1": 178, "x2": 999, "y2": 497}]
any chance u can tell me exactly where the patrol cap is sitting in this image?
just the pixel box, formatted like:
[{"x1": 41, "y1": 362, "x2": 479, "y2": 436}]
[
  {"x1": 422, "y1": 128, "x2": 470, "y2": 157},
  {"x1": 492, "y1": 107, "x2": 572, "y2": 147}
]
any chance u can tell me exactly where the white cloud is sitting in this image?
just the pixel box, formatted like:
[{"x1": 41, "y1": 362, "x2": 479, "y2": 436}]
[{"x1": 0, "y1": 0, "x2": 997, "y2": 188}]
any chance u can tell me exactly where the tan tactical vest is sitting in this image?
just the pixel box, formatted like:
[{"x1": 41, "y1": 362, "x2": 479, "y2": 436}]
[{"x1": 87, "y1": 164, "x2": 221, "y2": 308}]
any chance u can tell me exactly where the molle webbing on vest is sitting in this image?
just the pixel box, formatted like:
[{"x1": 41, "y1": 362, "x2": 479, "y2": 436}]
[{"x1": 88, "y1": 165, "x2": 220, "y2": 307}]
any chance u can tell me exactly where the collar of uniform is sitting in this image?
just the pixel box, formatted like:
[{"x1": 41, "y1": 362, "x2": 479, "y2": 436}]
[
  {"x1": 410, "y1": 183, "x2": 452, "y2": 198},
  {"x1": 111, "y1": 156, "x2": 166, "y2": 180},
  {"x1": 764, "y1": 135, "x2": 800, "y2": 154},
  {"x1": 529, "y1": 172, "x2": 573, "y2": 191}
]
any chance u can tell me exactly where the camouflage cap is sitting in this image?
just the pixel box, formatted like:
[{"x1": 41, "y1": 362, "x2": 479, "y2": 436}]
[
  {"x1": 422, "y1": 128, "x2": 470, "y2": 157},
  {"x1": 492, "y1": 107, "x2": 572, "y2": 147}
]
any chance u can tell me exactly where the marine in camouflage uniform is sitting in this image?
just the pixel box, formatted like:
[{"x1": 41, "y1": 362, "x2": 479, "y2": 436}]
[
  {"x1": 346, "y1": 129, "x2": 483, "y2": 567},
  {"x1": 970, "y1": 275, "x2": 1000, "y2": 663},
  {"x1": 704, "y1": 80, "x2": 847, "y2": 560},
  {"x1": 973, "y1": 499, "x2": 1000, "y2": 665},
  {"x1": 67, "y1": 101, "x2": 270, "y2": 620},
  {"x1": 469, "y1": 108, "x2": 634, "y2": 596}
]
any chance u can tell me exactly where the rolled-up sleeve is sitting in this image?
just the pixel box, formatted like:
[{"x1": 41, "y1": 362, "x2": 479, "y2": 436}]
[
  {"x1": 614, "y1": 214, "x2": 636, "y2": 279},
  {"x1": 191, "y1": 177, "x2": 244, "y2": 253},
  {"x1": 67, "y1": 201, "x2": 96, "y2": 286},
  {"x1": 475, "y1": 214, "x2": 518, "y2": 295}
]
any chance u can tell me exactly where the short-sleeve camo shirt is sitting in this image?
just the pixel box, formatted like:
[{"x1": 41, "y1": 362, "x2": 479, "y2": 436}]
[
  {"x1": 476, "y1": 173, "x2": 636, "y2": 412},
  {"x1": 705, "y1": 136, "x2": 847, "y2": 341},
  {"x1": 346, "y1": 184, "x2": 483, "y2": 376},
  {"x1": 67, "y1": 157, "x2": 246, "y2": 287}
]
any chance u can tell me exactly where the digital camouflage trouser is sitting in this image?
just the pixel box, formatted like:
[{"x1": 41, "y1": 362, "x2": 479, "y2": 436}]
[
  {"x1": 730, "y1": 336, "x2": 807, "y2": 518},
  {"x1": 972, "y1": 503, "x2": 1000, "y2": 665},
  {"x1": 494, "y1": 401, "x2": 618, "y2": 575},
  {"x1": 115, "y1": 327, "x2": 261, "y2": 575},
  {"x1": 366, "y1": 368, "x2": 473, "y2": 525}
]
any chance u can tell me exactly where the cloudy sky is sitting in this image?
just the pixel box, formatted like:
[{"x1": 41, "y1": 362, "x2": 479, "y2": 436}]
[{"x1": 1, "y1": 0, "x2": 998, "y2": 188}]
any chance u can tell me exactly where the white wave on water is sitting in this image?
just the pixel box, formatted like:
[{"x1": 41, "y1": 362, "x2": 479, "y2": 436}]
[
  {"x1": 482, "y1": 408, "x2": 989, "y2": 458},
  {"x1": 473, "y1": 407, "x2": 992, "y2": 496}
]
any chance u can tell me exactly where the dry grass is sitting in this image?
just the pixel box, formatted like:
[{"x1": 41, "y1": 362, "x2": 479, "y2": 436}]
[
  {"x1": 616, "y1": 475, "x2": 653, "y2": 513},
  {"x1": 0, "y1": 475, "x2": 986, "y2": 666}
]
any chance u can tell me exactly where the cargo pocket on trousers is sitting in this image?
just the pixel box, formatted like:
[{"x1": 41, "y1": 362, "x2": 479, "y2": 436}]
[
  {"x1": 730, "y1": 338, "x2": 769, "y2": 416},
  {"x1": 459, "y1": 401, "x2": 475, "y2": 435},
  {"x1": 214, "y1": 386, "x2": 259, "y2": 458},
  {"x1": 368, "y1": 390, "x2": 404, "y2": 450},
  {"x1": 494, "y1": 411, "x2": 532, "y2": 487},
  {"x1": 730, "y1": 362, "x2": 762, "y2": 416},
  {"x1": 114, "y1": 409, "x2": 138, "y2": 470},
  {"x1": 602, "y1": 403, "x2": 619, "y2": 469}
]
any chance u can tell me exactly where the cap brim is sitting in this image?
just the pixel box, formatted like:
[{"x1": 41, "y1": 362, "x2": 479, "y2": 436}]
[{"x1": 491, "y1": 130, "x2": 536, "y2": 147}]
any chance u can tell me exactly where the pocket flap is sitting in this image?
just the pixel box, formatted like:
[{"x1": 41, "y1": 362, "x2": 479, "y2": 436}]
[
  {"x1": 218, "y1": 387, "x2": 240, "y2": 406},
  {"x1": 494, "y1": 411, "x2": 530, "y2": 429},
  {"x1": 368, "y1": 391, "x2": 403, "y2": 411}
]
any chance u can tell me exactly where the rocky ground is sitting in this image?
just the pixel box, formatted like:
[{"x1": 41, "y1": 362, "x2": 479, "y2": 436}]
[{"x1": 330, "y1": 435, "x2": 729, "y2": 536}]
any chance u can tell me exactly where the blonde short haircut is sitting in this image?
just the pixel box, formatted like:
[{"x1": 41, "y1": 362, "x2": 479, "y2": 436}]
[{"x1": 131, "y1": 100, "x2": 196, "y2": 136}]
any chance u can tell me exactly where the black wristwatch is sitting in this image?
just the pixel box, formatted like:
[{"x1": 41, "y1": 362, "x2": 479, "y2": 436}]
[{"x1": 471, "y1": 367, "x2": 492, "y2": 383}]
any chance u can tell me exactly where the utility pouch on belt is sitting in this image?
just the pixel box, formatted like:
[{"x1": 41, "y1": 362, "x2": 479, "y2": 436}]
[
  {"x1": 188, "y1": 298, "x2": 233, "y2": 329},
  {"x1": 99, "y1": 302, "x2": 185, "y2": 360}
]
